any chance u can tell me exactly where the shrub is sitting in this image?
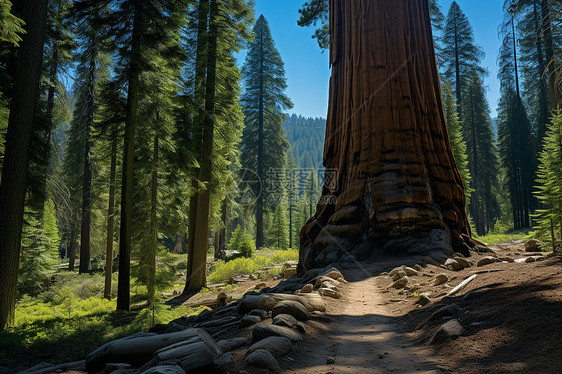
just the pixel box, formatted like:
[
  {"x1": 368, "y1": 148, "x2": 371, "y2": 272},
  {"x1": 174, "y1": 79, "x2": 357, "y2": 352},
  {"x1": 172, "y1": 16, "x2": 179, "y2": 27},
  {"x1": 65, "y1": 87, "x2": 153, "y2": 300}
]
[{"x1": 227, "y1": 226, "x2": 255, "y2": 258}]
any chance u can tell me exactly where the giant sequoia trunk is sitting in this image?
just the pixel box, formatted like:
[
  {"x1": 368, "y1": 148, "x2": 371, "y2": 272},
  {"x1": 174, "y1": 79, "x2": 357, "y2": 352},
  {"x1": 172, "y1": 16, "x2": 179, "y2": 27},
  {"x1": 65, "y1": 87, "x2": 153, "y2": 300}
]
[{"x1": 298, "y1": 0, "x2": 470, "y2": 273}]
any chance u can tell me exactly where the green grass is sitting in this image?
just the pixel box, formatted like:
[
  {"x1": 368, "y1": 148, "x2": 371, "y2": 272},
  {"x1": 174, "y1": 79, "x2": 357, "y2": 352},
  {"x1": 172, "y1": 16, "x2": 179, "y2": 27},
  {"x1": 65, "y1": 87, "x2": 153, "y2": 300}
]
[{"x1": 474, "y1": 227, "x2": 534, "y2": 246}]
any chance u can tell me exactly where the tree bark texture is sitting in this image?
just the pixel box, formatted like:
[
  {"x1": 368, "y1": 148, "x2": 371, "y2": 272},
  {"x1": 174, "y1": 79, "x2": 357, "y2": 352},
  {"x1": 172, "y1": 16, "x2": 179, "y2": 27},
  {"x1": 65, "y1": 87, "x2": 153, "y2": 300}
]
[
  {"x1": 104, "y1": 135, "x2": 118, "y2": 299},
  {"x1": 0, "y1": 0, "x2": 48, "y2": 330},
  {"x1": 298, "y1": 0, "x2": 470, "y2": 273}
]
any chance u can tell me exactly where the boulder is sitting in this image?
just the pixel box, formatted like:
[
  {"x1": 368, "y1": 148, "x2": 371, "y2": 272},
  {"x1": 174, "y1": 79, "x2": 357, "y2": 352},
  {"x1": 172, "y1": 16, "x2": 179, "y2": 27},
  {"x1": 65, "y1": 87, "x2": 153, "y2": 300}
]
[
  {"x1": 476, "y1": 256, "x2": 497, "y2": 267},
  {"x1": 252, "y1": 324, "x2": 304, "y2": 343},
  {"x1": 238, "y1": 295, "x2": 278, "y2": 314},
  {"x1": 319, "y1": 288, "x2": 343, "y2": 299},
  {"x1": 430, "y1": 304, "x2": 461, "y2": 321},
  {"x1": 431, "y1": 319, "x2": 465, "y2": 344},
  {"x1": 323, "y1": 268, "x2": 344, "y2": 280},
  {"x1": 240, "y1": 315, "x2": 262, "y2": 328},
  {"x1": 416, "y1": 293, "x2": 431, "y2": 306},
  {"x1": 453, "y1": 257, "x2": 471, "y2": 269},
  {"x1": 248, "y1": 309, "x2": 269, "y2": 320},
  {"x1": 284, "y1": 268, "x2": 297, "y2": 279},
  {"x1": 433, "y1": 274, "x2": 449, "y2": 286},
  {"x1": 248, "y1": 337, "x2": 293, "y2": 356},
  {"x1": 272, "y1": 314, "x2": 305, "y2": 333},
  {"x1": 391, "y1": 277, "x2": 409, "y2": 289},
  {"x1": 524, "y1": 239, "x2": 540, "y2": 252},
  {"x1": 245, "y1": 349, "x2": 280, "y2": 371},
  {"x1": 314, "y1": 276, "x2": 340, "y2": 289},
  {"x1": 217, "y1": 338, "x2": 248, "y2": 352},
  {"x1": 445, "y1": 259, "x2": 463, "y2": 271},
  {"x1": 272, "y1": 300, "x2": 311, "y2": 321}
]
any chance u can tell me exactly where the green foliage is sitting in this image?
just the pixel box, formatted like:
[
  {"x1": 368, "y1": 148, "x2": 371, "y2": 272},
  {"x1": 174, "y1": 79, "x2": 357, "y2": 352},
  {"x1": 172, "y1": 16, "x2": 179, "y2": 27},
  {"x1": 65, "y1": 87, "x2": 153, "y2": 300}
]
[
  {"x1": 0, "y1": 0, "x2": 25, "y2": 46},
  {"x1": 269, "y1": 205, "x2": 289, "y2": 249},
  {"x1": 535, "y1": 111, "x2": 562, "y2": 250},
  {"x1": 297, "y1": 0, "x2": 329, "y2": 49},
  {"x1": 227, "y1": 225, "x2": 255, "y2": 258}
]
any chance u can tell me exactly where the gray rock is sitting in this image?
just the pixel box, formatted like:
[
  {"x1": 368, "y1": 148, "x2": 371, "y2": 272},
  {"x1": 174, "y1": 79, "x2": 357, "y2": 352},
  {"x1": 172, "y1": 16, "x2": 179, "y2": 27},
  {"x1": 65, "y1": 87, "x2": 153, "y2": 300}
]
[
  {"x1": 140, "y1": 364, "x2": 185, "y2": 374},
  {"x1": 477, "y1": 256, "x2": 497, "y2": 267},
  {"x1": 252, "y1": 323, "x2": 304, "y2": 343},
  {"x1": 273, "y1": 314, "x2": 305, "y2": 333},
  {"x1": 299, "y1": 284, "x2": 314, "y2": 293},
  {"x1": 416, "y1": 293, "x2": 431, "y2": 306},
  {"x1": 248, "y1": 337, "x2": 293, "y2": 356},
  {"x1": 433, "y1": 274, "x2": 449, "y2": 286},
  {"x1": 445, "y1": 259, "x2": 463, "y2": 271},
  {"x1": 326, "y1": 357, "x2": 336, "y2": 364},
  {"x1": 272, "y1": 300, "x2": 311, "y2": 321},
  {"x1": 431, "y1": 319, "x2": 465, "y2": 344},
  {"x1": 217, "y1": 337, "x2": 248, "y2": 352},
  {"x1": 524, "y1": 239, "x2": 539, "y2": 252},
  {"x1": 248, "y1": 309, "x2": 268, "y2": 320},
  {"x1": 391, "y1": 270, "x2": 407, "y2": 281},
  {"x1": 318, "y1": 288, "x2": 343, "y2": 299},
  {"x1": 402, "y1": 267, "x2": 419, "y2": 276},
  {"x1": 314, "y1": 276, "x2": 340, "y2": 289},
  {"x1": 240, "y1": 315, "x2": 262, "y2": 327},
  {"x1": 245, "y1": 349, "x2": 280, "y2": 371},
  {"x1": 323, "y1": 268, "x2": 344, "y2": 280},
  {"x1": 430, "y1": 304, "x2": 461, "y2": 321}
]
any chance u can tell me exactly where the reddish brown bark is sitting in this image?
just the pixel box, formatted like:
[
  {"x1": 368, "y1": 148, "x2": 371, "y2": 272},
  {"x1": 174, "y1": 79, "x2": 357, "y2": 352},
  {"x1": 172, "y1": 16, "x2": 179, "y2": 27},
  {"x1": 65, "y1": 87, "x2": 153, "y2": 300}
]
[{"x1": 298, "y1": 0, "x2": 470, "y2": 273}]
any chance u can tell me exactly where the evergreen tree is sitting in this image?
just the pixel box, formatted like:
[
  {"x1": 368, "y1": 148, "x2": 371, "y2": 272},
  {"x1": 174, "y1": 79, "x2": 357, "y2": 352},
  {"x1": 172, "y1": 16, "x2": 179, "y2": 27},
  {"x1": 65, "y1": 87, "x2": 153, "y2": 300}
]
[
  {"x1": 0, "y1": 0, "x2": 25, "y2": 46},
  {"x1": 443, "y1": 81, "x2": 471, "y2": 203},
  {"x1": 270, "y1": 205, "x2": 289, "y2": 249},
  {"x1": 442, "y1": 1, "x2": 486, "y2": 118},
  {"x1": 240, "y1": 14, "x2": 293, "y2": 249},
  {"x1": 286, "y1": 149, "x2": 299, "y2": 249},
  {"x1": 463, "y1": 72, "x2": 500, "y2": 235},
  {"x1": 497, "y1": 4, "x2": 536, "y2": 229}
]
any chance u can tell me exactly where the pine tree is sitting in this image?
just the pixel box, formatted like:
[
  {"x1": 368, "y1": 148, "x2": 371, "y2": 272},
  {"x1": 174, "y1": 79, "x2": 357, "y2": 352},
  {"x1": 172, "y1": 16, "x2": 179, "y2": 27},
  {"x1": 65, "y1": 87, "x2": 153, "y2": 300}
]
[
  {"x1": 0, "y1": 0, "x2": 25, "y2": 46},
  {"x1": 497, "y1": 4, "x2": 536, "y2": 229},
  {"x1": 463, "y1": 72, "x2": 500, "y2": 235},
  {"x1": 240, "y1": 14, "x2": 293, "y2": 249},
  {"x1": 443, "y1": 81, "x2": 471, "y2": 203},
  {"x1": 286, "y1": 149, "x2": 299, "y2": 249},
  {"x1": 442, "y1": 1, "x2": 486, "y2": 118}
]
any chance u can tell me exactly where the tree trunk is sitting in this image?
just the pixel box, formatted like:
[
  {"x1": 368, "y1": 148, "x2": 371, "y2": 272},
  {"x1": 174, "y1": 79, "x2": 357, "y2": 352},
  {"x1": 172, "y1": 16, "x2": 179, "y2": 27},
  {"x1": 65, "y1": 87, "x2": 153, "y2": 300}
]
[
  {"x1": 0, "y1": 0, "x2": 48, "y2": 330},
  {"x1": 147, "y1": 132, "x2": 158, "y2": 302},
  {"x1": 298, "y1": 0, "x2": 470, "y2": 273},
  {"x1": 117, "y1": 5, "x2": 143, "y2": 312},
  {"x1": 69, "y1": 226, "x2": 78, "y2": 271},
  {"x1": 185, "y1": 0, "x2": 219, "y2": 293},
  {"x1": 542, "y1": 0, "x2": 559, "y2": 110},
  {"x1": 104, "y1": 134, "x2": 118, "y2": 299},
  {"x1": 79, "y1": 56, "x2": 95, "y2": 275},
  {"x1": 185, "y1": 0, "x2": 209, "y2": 293}
]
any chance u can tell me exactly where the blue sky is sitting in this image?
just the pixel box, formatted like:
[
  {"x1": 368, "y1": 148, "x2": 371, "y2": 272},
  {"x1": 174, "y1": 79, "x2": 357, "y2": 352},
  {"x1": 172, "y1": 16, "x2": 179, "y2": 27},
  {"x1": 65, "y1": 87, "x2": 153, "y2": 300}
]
[{"x1": 239, "y1": 0, "x2": 504, "y2": 119}]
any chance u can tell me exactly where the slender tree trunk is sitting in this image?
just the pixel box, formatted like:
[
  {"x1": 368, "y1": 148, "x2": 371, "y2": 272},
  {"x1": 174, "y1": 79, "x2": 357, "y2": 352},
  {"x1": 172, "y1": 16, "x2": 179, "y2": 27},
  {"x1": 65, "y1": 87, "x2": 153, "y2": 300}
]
[
  {"x1": 79, "y1": 56, "x2": 95, "y2": 274},
  {"x1": 0, "y1": 0, "x2": 48, "y2": 330},
  {"x1": 256, "y1": 20, "x2": 265, "y2": 249},
  {"x1": 104, "y1": 135, "x2": 118, "y2": 299},
  {"x1": 185, "y1": 0, "x2": 219, "y2": 293},
  {"x1": 147, "y1": 132, "x2": 158, "y2": 302},
  {"x1": 185, "y1": 0, "x2": 209, "y2": 292},
  {"x1": 117, "y1": 6, "x2": 143, "y2": 312},
  {"x1": 533, "y1": 2, "x2": 549, "y2": 146},
  {"x1": 69, "y1": 227, "x2": 78, "y2": 270},
  {"x1": 298, "y1": 0, "x2": 470, "y2": 273},
  {"x1": 542, "y1": 0, "x2": 559, "y2": 110},
  {"x1": 454, "y1": 23, "x2": 462, "y2": 118}
]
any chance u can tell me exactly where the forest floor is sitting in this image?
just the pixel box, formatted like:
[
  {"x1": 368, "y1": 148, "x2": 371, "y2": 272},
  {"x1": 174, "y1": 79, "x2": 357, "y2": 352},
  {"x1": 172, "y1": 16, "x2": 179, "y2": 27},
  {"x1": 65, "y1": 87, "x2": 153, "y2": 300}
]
[{"x1": 275, "y1": 240, "x2": 562, "y2": 373}]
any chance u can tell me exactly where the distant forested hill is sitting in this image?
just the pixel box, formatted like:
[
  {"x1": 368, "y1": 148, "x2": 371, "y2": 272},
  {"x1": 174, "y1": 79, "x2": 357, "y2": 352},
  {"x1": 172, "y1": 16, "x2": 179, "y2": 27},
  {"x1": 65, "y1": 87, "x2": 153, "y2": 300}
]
[{"x1": 283, "y1": 114, "x2": 326, "y2": 170}]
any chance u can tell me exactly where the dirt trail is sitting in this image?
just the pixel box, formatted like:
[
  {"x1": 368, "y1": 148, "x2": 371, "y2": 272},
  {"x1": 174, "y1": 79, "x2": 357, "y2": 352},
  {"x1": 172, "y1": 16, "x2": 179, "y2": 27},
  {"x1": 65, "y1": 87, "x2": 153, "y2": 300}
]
[{"x1": 283, "y1": 259, "x2": 448, "y2": 373}]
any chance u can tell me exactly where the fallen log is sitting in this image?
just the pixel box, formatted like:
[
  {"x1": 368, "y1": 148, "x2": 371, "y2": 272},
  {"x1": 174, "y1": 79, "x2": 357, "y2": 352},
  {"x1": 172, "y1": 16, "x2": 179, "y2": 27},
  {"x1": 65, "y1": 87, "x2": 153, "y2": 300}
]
[{"x1": 85, "y1": 329, "x2": 200, "y2": 371}]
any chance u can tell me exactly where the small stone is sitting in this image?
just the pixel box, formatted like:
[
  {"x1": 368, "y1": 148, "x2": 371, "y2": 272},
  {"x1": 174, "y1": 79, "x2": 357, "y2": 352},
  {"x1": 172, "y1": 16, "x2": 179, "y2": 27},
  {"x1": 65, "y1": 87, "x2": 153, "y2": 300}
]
[
  {"x1": 378, "y1": 354, "x2": 384, "y2": 359},
  {"x1": 272, "y1": 300, "x2": 311, "y2": 321},
  {"x1": 248, "y1": 336, "x2": 293, "y2": 356},
  {"x1": 524, "y1": 239, "x2": 540, "y2": 252},
  {"x1": 525, "y1": 256, "x2": 537, "y2": 263},
  {"x1": 240, "y1": 315, "x2": 262, "y2": 327},
  {"x1": 431, "y1": 319, "x2": 465, "y2": 344},
  {"x1": 319, "y1": 288, "x2": 343, "y2": 299},
  {"x1": 392, "y1": 270, "x2": 407, "y2": 281},
  {"x1": 402, "y1": 267, "x2": 419, "y2": 276},
  {"x1": 445, "y1": 259, "x2": 463, "y2": 271},
  {"x1": 255, "y1": 282, "x2": 267, "y2": 289},
  {"x1": 416, "y1": 293, "x2": 431, "y2": 306},
  {"x1": 299, "y1": 284, "x2": 314, "y2": 293},
  {"x1": 315, "y1": 276, "x2": 340, "y2": 289},
  {"x1": 390, "y1": 276, "x2": 409, "y2": 289},
  {"x1": 324, "y1": 268, "x2": 344, "y2": 280},
  {"x1": 217, "y1": 337, "x2": 249, "y2": 352},
  {"x1": 248, "y1": 309, "x2": 269, "y2": 320},
  {"x1": 433, "y1": 274, "x2": 449, "y2": 286},
  {"x1": 430, "y1": 304, "x2": 461, "y2": 321},
  {"x1": 245, "y1": 349, "x2": 280, "y2": 371},
  {"x1": 413, "y1": 264, "x2": 423, "y2": 271},
  {"x1": 477, "y1": 256, "x2": 497, "y2": 267},
  {"x1": 284, "y1": 268, "x2": 297, "y2": 279},
  {"x1": 326, "y1": 357, "x2": 336, "y2": 364},
  {"x1": 453, "y1": 257, "x2": 471, "y2": 269}
]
